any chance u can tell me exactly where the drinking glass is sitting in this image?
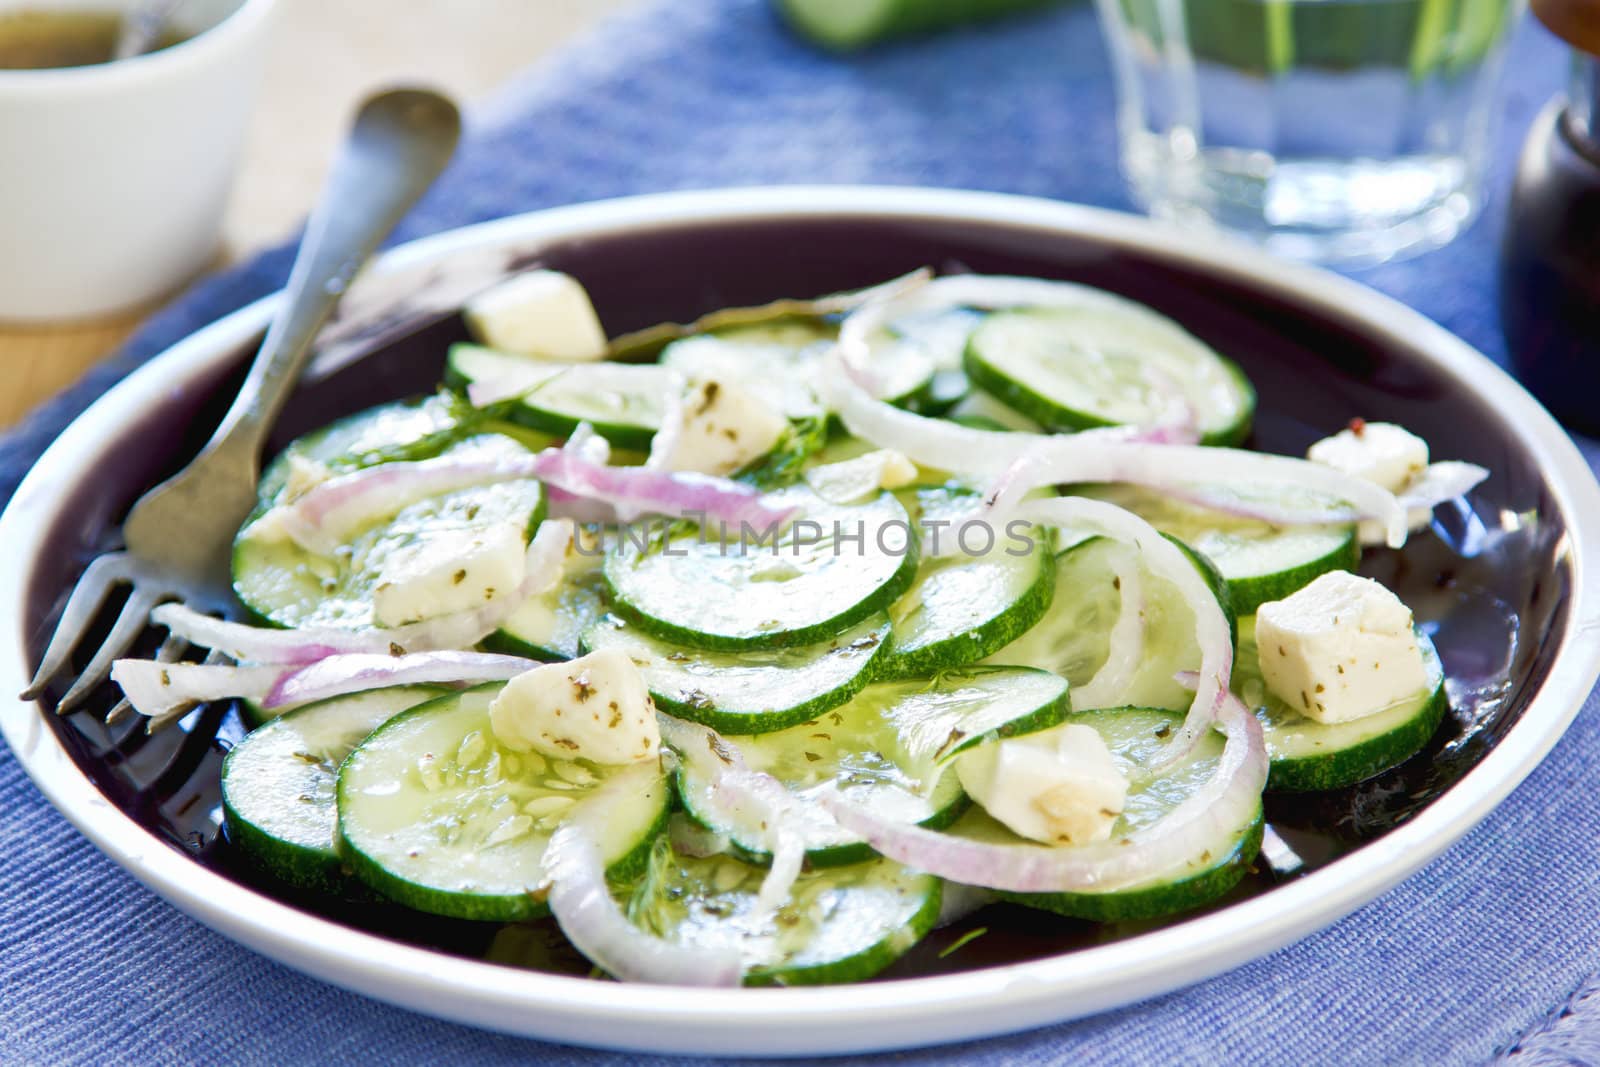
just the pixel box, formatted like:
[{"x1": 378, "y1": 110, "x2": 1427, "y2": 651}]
[{"x1": 1095, "y1": 0, "x2": 1526, "y2": 263}]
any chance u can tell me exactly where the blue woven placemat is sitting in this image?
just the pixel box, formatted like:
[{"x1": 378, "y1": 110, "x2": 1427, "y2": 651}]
[{"x1": 3, "y1": 2, "x2": 1595, "y2": 1063}]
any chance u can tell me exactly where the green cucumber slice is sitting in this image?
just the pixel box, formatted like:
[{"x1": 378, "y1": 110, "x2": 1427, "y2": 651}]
[
  {"x1": 1076, "y1": 484, "x2": 1359, "y2": 615},
  {"x1": 447, "y1": 343, "x2": 680, "y2": 450},
  {"x1": 580, "y1": 614, "x2": 888, "y2": 734},
  {"x1": 627, "y1": 840, "x2": 940, "y2": 985},
  {"x1": 983, "y1": 534, "x2": 1235, "y2": 712},
  {"x1": 962, "y1": 706, "x2": 1263, "y2": 921},
  {"x1": 964, "y1": 305, "x2": 1256, "y2": 445},
  {"x1": 489, "y1": 551, "x2": 610, "y2": 662},
  {"x1": 1234, "y1": 615, "x2": 1448, "y2": 793},
  {"x1": 221, "y1": 686, "x2": 444, "y2": 891},
  {"x1": 886, "y1": 306, "x2": 985, "y2": 412},
  {"x1": 233, "y1": 434, "x2": 546, "y2": 630},
  {"x1": 879, "y1": 489, "x2": 1056, "y2": 678},
  {"x1": 676, "y1": 666, "x2": 1070, "y2": 866},
  {"x1": 945, "y1": 388, "x2": 1045, "y2": 433},
  {"x1": 256, "y1": 394, "x2": 468, "y2": 512},
  {"x1": 604, "y1": 488, "x2": 919, "y2": 651},
  {"x1": 658, "y1": 324, "x2": 832, "y2": 420},
  {"x1": 336, "y1": 685, "x2": 670, "y2": 921}
]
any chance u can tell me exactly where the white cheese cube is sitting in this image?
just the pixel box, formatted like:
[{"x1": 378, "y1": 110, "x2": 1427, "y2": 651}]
[
  {"x1": 955, "y1": 723, "x2": 1129, "y2": 846},
  {"x1": 1307, "y1": 421, "x2": 1429, "y2": 494},
  {"x1": 463, "y1": 270, "x2": 608, "y2": 361},
  {"x1": 1255, "y1": 570, "x2": 1429, "y2": 724},
  {"x1": 371, "y1": 521, "x2": 527, "y2": 627},
  {"x1": 488, "y1": 648, "x2": 660, "y2": 764},
  {"x1": 656, "y1": 378, "x2": 789, "y2": 477},
  {"x1": 802, "y1": 448, "x2": 919, "y2": 503}
]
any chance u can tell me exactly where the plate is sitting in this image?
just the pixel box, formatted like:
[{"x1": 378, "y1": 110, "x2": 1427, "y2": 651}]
[{"x1": 4, "y1": 187, "x2": 1599, "y2": 1056}]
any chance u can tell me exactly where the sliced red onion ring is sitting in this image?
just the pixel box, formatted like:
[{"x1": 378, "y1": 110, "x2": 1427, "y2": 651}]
[
  {"x1": 263, "y1": 650, "x2": 533, "y2": 709},
  {"x1": 544, "y1": 759, "x2": 743, "y2": 986},
  {"x1": 1069, "y1": 540, "x2": 1146, "y2": 710},
  {"x1": 110, "y1": 660, "x2": 281, "y2": 721},
  {"x1": 152, "y1": 518, "x2": 574, "y2": 663},
  {"x1": 257, "y1": 442, "x2": 789, "y2": 553},
  {"x1": 1018, "y1": 496, "x2": 1232, "y2": 771},
  {"x1": 659, "y1": 716, "x2": 807, "y2": 917},
  {"x1": 820, "y1": 694, "x2": 1266, "y2": 894}
]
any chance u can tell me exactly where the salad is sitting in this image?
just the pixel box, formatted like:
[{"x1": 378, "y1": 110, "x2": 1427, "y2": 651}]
[{"x1": 109, "y1": 268, "x2": 1486, "y2": 987}]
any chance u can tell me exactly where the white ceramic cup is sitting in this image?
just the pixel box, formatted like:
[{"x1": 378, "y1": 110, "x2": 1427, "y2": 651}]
[{"x1": 0, "y1": 0, "x2": 276, "y2": 321}]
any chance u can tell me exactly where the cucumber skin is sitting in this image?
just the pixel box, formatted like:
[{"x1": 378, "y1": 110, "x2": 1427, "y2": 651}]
[
  {"x1": 677, "y1": 767, "x2": 972, "y2": 870},
  {"x1": 877, "y1": 535, "x2": 1058, "y2": 680},
  {"x1": 1001, "y1": 809, "x2": 1264, "y2": 922},
  {"x1": 222, "y1": 789, "x2": 354, "y2": 897},
  {"x1": 1225, "y1": 530, "x2": 1360, "y2": 618},
  {"x1": 1265, "y1": 683, "x2": 1449, "y2": 794},
  {"x1": 605, "y1": 526, "x2": 922, "y2": 653},
  {"x1": 777, "y1": 0, "x2": 1065, "y2": 51},
  {"x1": 744, "y1": 873, "x2": 944, "y2": 987},
  {"x1": 627, "y1": 633, "x2": 890, "y2": 737},
  {"x1": 964, "y1": 344, "x2": 1256, "y2": 447},
  {"x1": 1169, "y1": 533, "x2": 1239, "y2": 651}
]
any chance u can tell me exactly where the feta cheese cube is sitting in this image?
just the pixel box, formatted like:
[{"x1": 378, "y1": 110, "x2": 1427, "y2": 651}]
[
  {"x1": 372, "y1": 521, "x2": 526, "y2": 627},
  {"x1": 802, "y1": 448, "x2": 919, "y2": 503},
  {"x1": 655, "y1": 378, "x2": 789, "y2": 477},
  {"x1": 1307, "y1": 420, "x2": 1429, "y2": 494},
  {"x1": 955, "y1": 723, "x2": 1129, "y2": 846},
  {"x1": 489, "y1": 648, "x2": 660, "y2": 764},
  {"x1": 1255, "y1": 570, "x2": 1429, "y2": 724},
  {"x1": 463, "y1": 270, "x2": 608, "y2": 361}
]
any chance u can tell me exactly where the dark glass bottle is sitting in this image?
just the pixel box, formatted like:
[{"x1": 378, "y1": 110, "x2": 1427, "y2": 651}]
[{"x1": 1499, "y1": 0, "x2": 1600, "y2": 435}]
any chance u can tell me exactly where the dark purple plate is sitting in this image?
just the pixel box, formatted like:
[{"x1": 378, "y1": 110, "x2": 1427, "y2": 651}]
[{"x1": 3, "y1": 188, "x2": 1597, "y2": 1056}]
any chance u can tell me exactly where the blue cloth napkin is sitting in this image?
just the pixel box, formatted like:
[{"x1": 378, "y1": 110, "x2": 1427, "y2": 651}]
[{"x1": 2, "y1": 2, "x2": 1594, "y2": 1063}]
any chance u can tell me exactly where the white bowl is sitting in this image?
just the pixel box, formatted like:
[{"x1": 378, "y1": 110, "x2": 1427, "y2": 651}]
[{"x1": 3, "y1": 187, "x2": 1598, "y2": 1056}]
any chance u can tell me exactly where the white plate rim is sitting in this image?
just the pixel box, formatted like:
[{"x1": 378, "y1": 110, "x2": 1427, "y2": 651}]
[{"x1": 3, "y1": 185, "x2": 1598, "y2": 1057}]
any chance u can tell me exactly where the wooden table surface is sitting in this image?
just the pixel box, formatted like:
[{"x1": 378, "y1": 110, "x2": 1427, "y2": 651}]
[{"x1": 0, "y1": 0, "x2": 630, "y2": 429}]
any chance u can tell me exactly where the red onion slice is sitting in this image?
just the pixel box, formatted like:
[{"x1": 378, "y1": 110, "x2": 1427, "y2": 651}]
[
  {"x1": 544, "y1": 759, "x2": 743, "y2": 986},
  {"x1": 258, "y1": 443, "x2": 789, "y2": 553},
  {"x1": 659, "y1": 716, "x2": 807, "y2": 917},
  {"x1": 820, "y1": 694, "x2": 1267, "y2": 894},
  {"x1": 263, "y1": 650, "x2": 532, "y2": 709},
  {"x1": 1017, "y1": 496, "x2": 1233, "y2": 771},
  {"x1": 152, "y1": 518, "x2": 574, "y2": 663},
  {"x1": 110, "y1": 660, "x2": 282, "y2": 721}
]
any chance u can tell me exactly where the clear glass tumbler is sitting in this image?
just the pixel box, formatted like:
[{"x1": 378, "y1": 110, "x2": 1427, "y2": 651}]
[{"x1": 1095, "y1": 0, "x2": 1526, "y2": 263}]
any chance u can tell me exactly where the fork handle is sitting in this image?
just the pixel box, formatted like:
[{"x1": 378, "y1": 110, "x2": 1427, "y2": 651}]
[{"x1": 210, "y1": 88, "x2": 461, "y2": 457}]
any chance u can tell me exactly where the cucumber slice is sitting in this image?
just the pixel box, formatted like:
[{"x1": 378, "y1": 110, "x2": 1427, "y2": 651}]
[
  {"x1": 234, "y1": 434, "x2": 546, "y2": 630},
  {"x1": 489, "y1": 552, "x2": 610, "y2": 662},
  {"x1": 886, "y1": 306, "x2": 985, "y2": 412},
  {"x1": 983, "y1": 534, "x2": 1235, "y2": 712},
  {"x1": 604, "y1": 488, "x2": 919, "y2": 651},
  {"x1": 627, "y1": 840, "x2": 940, "y2": 985},
  {"x1": 447, "y1": 343, "x2": 680, "y2": 450},
  {"x1": 221, "y1": 686, "x2": 443, "y2": 891},
  {"x1": 676, "y1": 666, "x2": 1070, "y2": 866},
  {"x1": 337, "y1": 686, "x2": 670, "y2": 921},
  {"x1": 879, "y1": 489, "x2": 1056, "y2": 678},
  {"x1": 1234, "y1": 616, "x2": 1448, "y2": 793},
  {"x1": 964, "y1": 306, "x2": 1256, "y2": 445},
  {"x1": 963, "y1": 706, "x2": 1263, "y2": 921},
  {"x1": 658, "y1": 324, "x2": 832, "y2": 420},
  {"x1": 945, "y1": 388, "x2": 1045, "y2": 433},
  {"x1": 257, "y1": 393, "x2": 468, "y2": 511},
  {"x1": 580, "y1": 614, "x2": 888, "y2": 734},
  {"x1": 1077, "y1": 484, "x2": 1359, "y2": 615}
]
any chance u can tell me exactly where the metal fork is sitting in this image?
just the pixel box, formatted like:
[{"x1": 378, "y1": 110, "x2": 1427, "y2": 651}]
[{"x1": 21, "y1": 88, "x2": 461, "y2": 715}]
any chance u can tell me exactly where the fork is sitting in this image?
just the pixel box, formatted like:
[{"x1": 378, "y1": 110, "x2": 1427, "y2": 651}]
[{"x1": 21, "y1": 88, "x2": 461, "y2": 716}]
